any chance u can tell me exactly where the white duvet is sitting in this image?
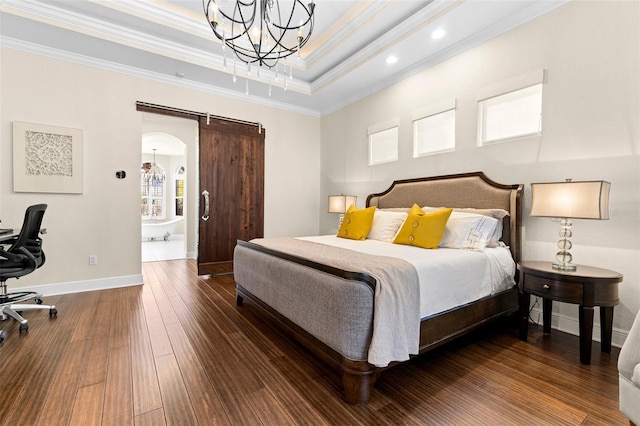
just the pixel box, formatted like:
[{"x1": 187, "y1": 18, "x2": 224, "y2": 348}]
[{"x1": 298, "y1": 235, "x2": 516, "y2": 320}]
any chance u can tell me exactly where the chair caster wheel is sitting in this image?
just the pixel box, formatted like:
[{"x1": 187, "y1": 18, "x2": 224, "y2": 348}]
[
  {"x1": 35, "y1": 298, "x2": 43, "y2": 304},
  {"x1": 0, "y1": 330, "x2": 6, "y2": 344},
  {"x1": 19, "y1": 323, "x2": 29, "y2": 333},
  {"x1": 49, "y1": 308, "x2": 57, "y2": 317}
]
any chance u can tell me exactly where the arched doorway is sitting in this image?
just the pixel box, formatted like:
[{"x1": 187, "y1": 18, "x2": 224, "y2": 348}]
[{"x1": 141, "y1": 132, "x2": 187, "y2": 262}]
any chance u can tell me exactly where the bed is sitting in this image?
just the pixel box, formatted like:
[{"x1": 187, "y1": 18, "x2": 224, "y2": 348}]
[{"x1": 233, "y1": 171, "x2": 523, "y2": 405}]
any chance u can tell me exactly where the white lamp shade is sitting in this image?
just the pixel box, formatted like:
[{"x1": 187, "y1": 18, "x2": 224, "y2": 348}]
[
  {"x1": 530, "y1": 180, "x2": 610, "y2": 219},
  {"x1": 328, "y1": 194, "x2": 357, "y2": 213}
]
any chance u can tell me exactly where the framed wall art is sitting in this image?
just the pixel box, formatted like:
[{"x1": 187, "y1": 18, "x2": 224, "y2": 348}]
[{"x1": 12, "y1": 121, "x2": 83, "y2": 193}]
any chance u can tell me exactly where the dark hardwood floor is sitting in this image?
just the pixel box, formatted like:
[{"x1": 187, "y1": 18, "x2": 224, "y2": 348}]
[{"x1": 0, "y1": 259, "x2": 627, "y2": 425}]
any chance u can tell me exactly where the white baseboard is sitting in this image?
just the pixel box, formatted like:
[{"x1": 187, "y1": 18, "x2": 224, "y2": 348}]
[
  {"x1": 16, "y1": 275, "x2": 143, "y2": 297},
  {"x1": 530, "y1": 306, "x2": 629, "y2": 348}
]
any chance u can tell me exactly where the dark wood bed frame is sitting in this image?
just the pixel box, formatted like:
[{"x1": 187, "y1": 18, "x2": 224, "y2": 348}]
[{"x1": 235, "y1": 172, "x2": 523, "y2": 405}]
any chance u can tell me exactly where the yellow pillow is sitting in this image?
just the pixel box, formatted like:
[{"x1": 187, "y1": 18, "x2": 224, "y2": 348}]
[
  {"x1": 337, "y1": 205, "x2": 376, "y2": 240},
  {"x1": 393, "y1": 204, "x2": 453, "y2": 249}
]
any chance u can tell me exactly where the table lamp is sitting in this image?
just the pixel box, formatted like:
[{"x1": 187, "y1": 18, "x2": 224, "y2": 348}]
[
  {"x1": 530, "y1": 179, "x2": 610, "y2": 271},
  {"x1": 328, "y1": 194, "x2": 357, "y2": 227}
]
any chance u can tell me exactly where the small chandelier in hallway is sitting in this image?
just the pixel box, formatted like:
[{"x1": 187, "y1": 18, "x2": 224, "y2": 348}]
[{"x1": 142, "y1": 148, "x2": 165, "y2": 188}]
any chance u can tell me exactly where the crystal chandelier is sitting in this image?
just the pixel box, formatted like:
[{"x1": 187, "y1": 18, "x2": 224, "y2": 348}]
[
  {"x1": 142, "y1": 149, "x2": 165, "y2": 188},
  {"x1": 203, "y1": 0, "x2": 315, "y2": 72}
]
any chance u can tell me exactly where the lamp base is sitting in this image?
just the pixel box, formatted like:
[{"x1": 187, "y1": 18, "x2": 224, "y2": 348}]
[
  {"x1": 553, "y1": 218, "x2": 576, "y2": 271},
  {"x1": 552, "y1": 262, "x2": 577, "y2": 272}
]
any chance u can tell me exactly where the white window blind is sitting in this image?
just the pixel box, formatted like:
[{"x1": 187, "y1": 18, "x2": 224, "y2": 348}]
[
  {"x1": 368, "y1": 118, "x2": 399, "y2": 165},
  {"x1": 413, "y1": 107, "x2": 455, "y2": 157},
  {"x1": 476, "y1": 69, "x2": 545, "y2": 145},
  {"x1": 478, "y1": 83, "x2": 543, "y2": 144}
]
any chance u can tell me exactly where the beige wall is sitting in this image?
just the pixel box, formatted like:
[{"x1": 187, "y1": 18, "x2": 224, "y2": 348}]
[
  {"x1": 320, "y1": 1, "x2": 640, "y2": 338},
  {"x1": 0, "y1": 48, "x2": 321, "y2": 291},
  {"x1": 1, "y1": 0, "x2": 638, "y2": 340}
]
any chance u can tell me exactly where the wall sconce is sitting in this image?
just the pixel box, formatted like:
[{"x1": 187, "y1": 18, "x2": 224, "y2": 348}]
[
  {"x1": 530, "y1": 179, "x2": 610, "y2": 271},
  {"x1": 328, "y1": 194, "x2": 357, "y2": 227}
]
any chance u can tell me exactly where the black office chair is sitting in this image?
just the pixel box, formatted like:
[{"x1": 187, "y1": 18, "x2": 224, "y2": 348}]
[{"x1": 0, "y1": 204, "x2": 57, "y2": 343}]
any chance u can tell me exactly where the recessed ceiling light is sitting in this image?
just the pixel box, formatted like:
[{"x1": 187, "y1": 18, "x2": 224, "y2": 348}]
[
  {"x1": 431, "y1": 28, "x2": 446, "y2": 40},
  {"x1": 385, "y1": 56, "x2": 398, "y2": 65}
]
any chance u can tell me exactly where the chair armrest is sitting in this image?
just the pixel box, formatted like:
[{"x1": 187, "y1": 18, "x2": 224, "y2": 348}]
[
  {"x1": 0, "y1": 245, "x2": 24, "y2": 263},
  {"x1": 619, "y1": 311, "x2": 640, "y2": 379},
  {"x1": 0, "y1": 246, "x2": 37, "y2": 271},
  {"x1": 0, "y1": 235, "x2": 17, "y2": 246}
]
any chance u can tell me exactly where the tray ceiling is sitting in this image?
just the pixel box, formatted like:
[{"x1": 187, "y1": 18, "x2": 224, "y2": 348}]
[{"x1": 0, "y1": 0, "x2": 568, "y2": 115}]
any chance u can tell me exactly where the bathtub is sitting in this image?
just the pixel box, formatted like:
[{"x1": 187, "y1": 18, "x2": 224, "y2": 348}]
[{"x1": 141, "y1": 217, "x2": 183, "y2": 241}]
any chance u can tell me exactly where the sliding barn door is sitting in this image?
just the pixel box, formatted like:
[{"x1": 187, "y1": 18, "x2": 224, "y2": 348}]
[{"x1": 198, "y1": 117, "x2": 264, "y2": 276}]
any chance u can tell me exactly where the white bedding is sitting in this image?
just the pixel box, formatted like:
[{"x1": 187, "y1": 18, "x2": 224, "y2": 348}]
[{"x1": 298, "y1": 235, "x2": 515, "y2": 319}]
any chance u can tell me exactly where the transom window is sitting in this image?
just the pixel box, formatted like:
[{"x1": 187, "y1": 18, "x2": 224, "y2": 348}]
[
  {"x1": 413, "y1": 108, "x2": 455, "y2": 157},
  {"x1": 368, "y1": 118, "x2": 399, "y2": 165},
  {"x1": 478, "y1": 83, "x2": 543, "y2": 145}
]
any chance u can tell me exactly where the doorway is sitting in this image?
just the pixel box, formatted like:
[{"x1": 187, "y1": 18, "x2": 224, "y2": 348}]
[
  {"x1": 140, "y1": 113, "x2": 198, "y2": 263},
  {"x1": 137, "y1": 103, "x2": 264, "y2": 275}
]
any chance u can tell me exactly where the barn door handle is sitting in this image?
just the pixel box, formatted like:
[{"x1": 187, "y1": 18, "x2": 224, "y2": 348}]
[{"x1": 201, "y1": 190, "x2": 210, "y2": 221}]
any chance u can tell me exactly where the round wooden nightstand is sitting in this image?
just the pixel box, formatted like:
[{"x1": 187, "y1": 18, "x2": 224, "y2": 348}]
[{"x1": 518, "y1": 261, "x2": 623, "y2": 364}]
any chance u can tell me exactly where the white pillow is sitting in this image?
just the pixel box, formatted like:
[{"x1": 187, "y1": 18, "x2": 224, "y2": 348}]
[
  {"x1": 440, "y1": 211, "x2": 499, "y2": 250},
  {"x1": 487, "y1": 220, "x2": 504, "y2": 248},
  {"x1": 422, "y1": 206, "x2": 508, "y2": 248},
  {"x1": 454, "y1": 208, "x2": 508, "y2": 247},
  {"x1": 367, "y1": 210, "x2": 408, "y2": 242}
]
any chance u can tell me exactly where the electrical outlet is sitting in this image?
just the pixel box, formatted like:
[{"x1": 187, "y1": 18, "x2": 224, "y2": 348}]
[{"x1": 89, "y1": 255, "x2": 98, "y2": 265}]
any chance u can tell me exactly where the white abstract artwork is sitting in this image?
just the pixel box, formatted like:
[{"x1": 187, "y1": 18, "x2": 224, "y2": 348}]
[
  {"x1": 13, "y1": 122, "x2": 83, "y2": 193},
  {"x1": 25, "y1": 131, "x2": 73, "y2": 176}
]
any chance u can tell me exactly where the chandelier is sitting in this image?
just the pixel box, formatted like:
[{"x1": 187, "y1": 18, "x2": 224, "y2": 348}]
[
  {"x1": 142, "y1": 149, "x2": 165, "y2": 188},
  {"x1": 203, "y1": 0, "x2": 315, "y2": 71}
]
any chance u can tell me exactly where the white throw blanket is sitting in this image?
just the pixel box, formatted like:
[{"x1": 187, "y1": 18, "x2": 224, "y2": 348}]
[{"x1": 251, "y1": 237, "x2": 420, "y2": 367}]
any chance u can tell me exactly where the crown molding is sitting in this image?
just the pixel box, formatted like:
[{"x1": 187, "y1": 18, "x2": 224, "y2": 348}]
[
  {"x1": 310, "y1": 0, "x2": 457, "y2": 91},
  {"x1": 84, "y1": 0, "x2": 211, "y2": 38},
  {"x1": 303, "y1": 0, "x2": 390, "y2": 69},
  {"x1": 2, "y1": 0, "x2": 571, "y2": 116},
  {"x1": 0, "y1": 0, "x2": 312, "y2": 94},
  {"x1": 317, "y1": 0, "x2": 570, "y2": 116},
  {"x1": 1, "y1": 36, "x2": 321, "y2": 117}
]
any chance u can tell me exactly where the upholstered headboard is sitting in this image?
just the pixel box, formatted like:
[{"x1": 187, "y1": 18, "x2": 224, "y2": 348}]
[{"x1": 366, "y1": 172, "x2": 523, "y2": 262}]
